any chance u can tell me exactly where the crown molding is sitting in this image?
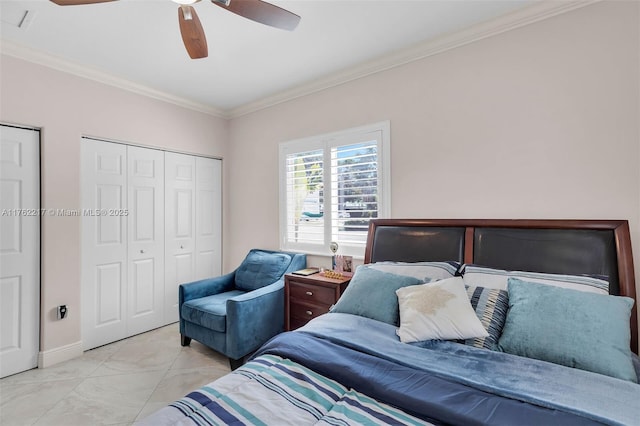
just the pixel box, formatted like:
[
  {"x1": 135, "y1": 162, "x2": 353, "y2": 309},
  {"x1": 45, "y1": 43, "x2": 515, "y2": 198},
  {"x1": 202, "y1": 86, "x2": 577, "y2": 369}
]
[
  {"x1": 0, "y1": 40, "x2": 228, "y2": 118},
  {"x1": 1, "y1": 0, "x2": 598, "y2": 120},
  {"x1": 228, "y1": 0, "x2": 600, "y2": 119}
]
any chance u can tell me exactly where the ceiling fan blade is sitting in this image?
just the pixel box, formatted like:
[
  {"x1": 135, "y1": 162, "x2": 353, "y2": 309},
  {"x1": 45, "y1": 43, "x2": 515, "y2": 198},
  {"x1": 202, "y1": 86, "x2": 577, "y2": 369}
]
[
  {"x1": 50, "y1": 0, "x2": 117, "y2": 5},
  {"x1": 211, "y1": 0, "x2": 300, "y2": 31},
  {"x1": 178, "y1": 5, "x2": 208, "y2": 59}
]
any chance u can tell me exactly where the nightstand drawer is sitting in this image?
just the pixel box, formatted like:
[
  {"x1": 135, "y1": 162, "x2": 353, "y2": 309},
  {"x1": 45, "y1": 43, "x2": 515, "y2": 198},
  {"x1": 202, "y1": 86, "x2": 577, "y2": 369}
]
[
  {"x1": 289, "y1": 281, "x2": 335, "y2": 305},
  {"x1": 290, "y1": 301, "x2": 330, "y2": 322}
]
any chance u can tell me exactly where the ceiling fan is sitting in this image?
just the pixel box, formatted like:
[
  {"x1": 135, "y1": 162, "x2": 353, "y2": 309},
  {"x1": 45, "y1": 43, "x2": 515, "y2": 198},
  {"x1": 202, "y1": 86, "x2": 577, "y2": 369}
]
[{"x1": 49, "y1": 0, "x2": 301, "y2": 59}]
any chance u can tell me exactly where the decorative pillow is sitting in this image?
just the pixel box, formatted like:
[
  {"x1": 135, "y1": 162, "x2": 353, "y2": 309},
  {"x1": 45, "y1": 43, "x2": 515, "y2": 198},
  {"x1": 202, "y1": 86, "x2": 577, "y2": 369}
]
[
  {"x1": 396, "y1": 277, "x2": 489, "y2": 343},
  {"x1": 461, "y1": 285, "x2": 509, "y2": 351},
  {"x1": 498, "y1": 278, "x2": 636, "y2": 382},
  {"x1": 330, "y1": 265, "x2": 424, "y2": 325},
  {"x1": 366, "y1": 261, "x2": 460, "y2": 282},
  {"x1": 235, "y1": 250, "x2": 291, "y2": 291},
  {"x1": 462, "y1": 264, "x2": 608, "y2": 295}
]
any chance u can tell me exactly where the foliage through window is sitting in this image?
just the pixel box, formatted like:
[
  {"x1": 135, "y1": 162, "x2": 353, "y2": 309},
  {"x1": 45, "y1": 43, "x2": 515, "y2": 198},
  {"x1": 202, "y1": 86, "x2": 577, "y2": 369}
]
[{"x1": 279, "y1": 122, "x2": 390, "y2": 257}]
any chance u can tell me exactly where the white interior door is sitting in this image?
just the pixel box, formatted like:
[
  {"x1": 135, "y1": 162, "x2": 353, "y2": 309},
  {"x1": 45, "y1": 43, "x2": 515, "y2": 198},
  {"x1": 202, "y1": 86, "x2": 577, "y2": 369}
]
[
  {"x1": 0, "y1": 125, "x2": 40, "y2": 378},
  {"x1": 127, "y1": 146, "x2": 165, "y2": 335},
  {"x1": 81, "y1": 138, "x2": 128, "y2": 350},
  {"x1": 164, "y1": 152, "x2": 196, "y2": 324},
  {"x1": 195, "y1": 157, "x2": 222, "y2": 280}
]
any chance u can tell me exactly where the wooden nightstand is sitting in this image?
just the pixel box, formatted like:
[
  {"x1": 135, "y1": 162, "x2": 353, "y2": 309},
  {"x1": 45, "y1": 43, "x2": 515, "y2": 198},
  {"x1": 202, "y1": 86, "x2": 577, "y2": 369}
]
[{"x1": 285, "y1": 273, "x2": 351, "y2": 331}]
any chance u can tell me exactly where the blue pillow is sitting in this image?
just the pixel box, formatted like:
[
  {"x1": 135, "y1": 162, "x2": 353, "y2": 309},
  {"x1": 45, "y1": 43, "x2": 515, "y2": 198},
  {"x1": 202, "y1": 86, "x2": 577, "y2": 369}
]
[
  {"x1": 330, "y1": 265, "x2": 424, "y2": 326},
  {"x1": 462, "y1": 285, "x2": 509, "y2": 351},
  {"x1": 498, "y1": 278, "x2": 636, "y2": 382},
  {"x1": 235, "y1": 250, "x2": 291, "y2": 291}
]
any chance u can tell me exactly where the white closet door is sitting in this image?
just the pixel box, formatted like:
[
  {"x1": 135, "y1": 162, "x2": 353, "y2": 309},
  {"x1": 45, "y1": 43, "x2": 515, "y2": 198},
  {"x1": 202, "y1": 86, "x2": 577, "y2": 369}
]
[
  {"x1": 0, "y1": 125, "x2": 40, "y2": 378},
  {"x1": 126, "y1": 146, "x2": 165, "y2": 335},
  {"x1": 81, "y1": 139, "x2": 128, "y2": 350},
  {"x1": 195, "y1": 157, "x2": 222, "y2": 280},
  {"x1": 164, "y1": 152, "x2": 196, "y2": 324}
]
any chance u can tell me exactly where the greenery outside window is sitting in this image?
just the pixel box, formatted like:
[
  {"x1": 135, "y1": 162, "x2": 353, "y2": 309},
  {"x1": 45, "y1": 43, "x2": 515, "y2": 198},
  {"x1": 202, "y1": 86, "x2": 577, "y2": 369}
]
[{"x1": 279, "y1": 121, "x2": 390, "y2": 257}]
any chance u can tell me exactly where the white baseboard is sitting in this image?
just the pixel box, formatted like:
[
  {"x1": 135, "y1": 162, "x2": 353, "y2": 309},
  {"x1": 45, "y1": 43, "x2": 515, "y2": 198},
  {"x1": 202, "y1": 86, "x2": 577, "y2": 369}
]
[{"x1": 38, "y1": 341, "x2": 83, "y2": 368}]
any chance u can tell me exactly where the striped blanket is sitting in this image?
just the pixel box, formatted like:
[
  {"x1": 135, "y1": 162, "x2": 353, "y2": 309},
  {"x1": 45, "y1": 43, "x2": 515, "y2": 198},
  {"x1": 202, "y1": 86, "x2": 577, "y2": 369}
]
[{"x1": 138, "y1": 354, "x2": 432, "y2": 426}]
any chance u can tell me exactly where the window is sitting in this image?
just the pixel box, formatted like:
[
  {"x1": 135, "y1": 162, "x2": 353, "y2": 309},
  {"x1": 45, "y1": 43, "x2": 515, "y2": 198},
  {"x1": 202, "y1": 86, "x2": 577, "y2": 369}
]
[{"x1": 279, "y1": 121, "x2": 390, "y2": 257}]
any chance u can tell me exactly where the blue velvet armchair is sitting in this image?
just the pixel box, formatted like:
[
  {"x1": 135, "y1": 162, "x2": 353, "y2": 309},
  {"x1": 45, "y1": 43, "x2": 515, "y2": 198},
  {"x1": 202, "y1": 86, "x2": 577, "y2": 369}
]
[{"x1": 179, "y1": 249, "x2": 306, "y2": 370}]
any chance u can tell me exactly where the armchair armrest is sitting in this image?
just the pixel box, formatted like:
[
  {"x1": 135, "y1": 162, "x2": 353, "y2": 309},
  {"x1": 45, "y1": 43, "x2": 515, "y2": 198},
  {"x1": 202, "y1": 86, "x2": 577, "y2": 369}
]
[
  {"x1": 225, "y1": 280, "x2": 285, "y2": 359},
  {"x1": 179, "y1": 271, "x2": 236, "y2": 306}
]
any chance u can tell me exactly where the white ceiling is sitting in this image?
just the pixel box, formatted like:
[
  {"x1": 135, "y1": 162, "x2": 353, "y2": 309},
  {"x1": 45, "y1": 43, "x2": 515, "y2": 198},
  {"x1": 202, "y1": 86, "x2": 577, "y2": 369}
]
[{"x1": 1, "y1": 0, "x2": 545, "y2": 116}]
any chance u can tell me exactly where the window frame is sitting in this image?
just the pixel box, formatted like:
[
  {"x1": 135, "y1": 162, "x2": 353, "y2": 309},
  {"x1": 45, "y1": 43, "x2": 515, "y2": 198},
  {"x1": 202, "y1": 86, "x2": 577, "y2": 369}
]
[{"x1": 278, "y1": 121, "x2": 391, "y2": 258}]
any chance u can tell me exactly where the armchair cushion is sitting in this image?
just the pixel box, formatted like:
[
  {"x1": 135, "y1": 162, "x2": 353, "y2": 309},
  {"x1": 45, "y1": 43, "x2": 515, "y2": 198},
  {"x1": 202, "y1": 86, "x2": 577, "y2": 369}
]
[
  {"x1": 181, "y1": 290, "x2": 245, "y2": 332},
  {"x1": 235, "y1": 250, "x2": 292, "y2": 291}
]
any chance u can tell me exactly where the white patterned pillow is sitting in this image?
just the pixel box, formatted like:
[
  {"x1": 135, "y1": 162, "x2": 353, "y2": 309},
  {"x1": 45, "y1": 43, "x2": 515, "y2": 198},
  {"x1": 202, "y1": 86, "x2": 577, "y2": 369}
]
[
  {"x1": 396, "y1": 277, "x2": 488, "y2": 343},
  {"x1": 462, "y1": 265, "x2": 608, "y2": 295}
]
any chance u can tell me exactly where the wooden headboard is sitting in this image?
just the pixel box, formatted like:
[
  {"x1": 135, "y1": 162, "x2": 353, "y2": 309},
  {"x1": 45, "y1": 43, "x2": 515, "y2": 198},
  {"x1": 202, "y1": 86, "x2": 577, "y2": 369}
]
[{"x1": 364, "y1": 219, "x2": 638, "y2": 354}]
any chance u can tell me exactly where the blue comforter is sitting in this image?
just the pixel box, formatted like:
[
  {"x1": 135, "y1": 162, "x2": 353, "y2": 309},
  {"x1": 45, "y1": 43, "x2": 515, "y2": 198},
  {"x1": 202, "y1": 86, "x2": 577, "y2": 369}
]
[{"x1": 253, "y1": 313, "x2": 640, "y2": 426}]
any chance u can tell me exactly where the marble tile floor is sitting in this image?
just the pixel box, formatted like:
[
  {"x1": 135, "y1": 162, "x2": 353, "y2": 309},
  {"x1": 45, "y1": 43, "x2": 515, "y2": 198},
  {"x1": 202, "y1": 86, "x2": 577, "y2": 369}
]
[{"x1": 0, "y1": 323, "x2": 231, "y2": 426}]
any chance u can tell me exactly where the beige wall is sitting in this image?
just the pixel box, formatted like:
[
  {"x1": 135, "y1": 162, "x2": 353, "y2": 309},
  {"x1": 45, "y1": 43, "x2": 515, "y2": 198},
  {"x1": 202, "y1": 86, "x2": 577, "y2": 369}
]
[
  {"x1": 0, "y1": 56, "x2": 229, "y2": 352},
  {"x1": 1, "y1": 0, "x2": 638, "y2": 358},
  {"x1": 227, "y1": 1, "x2": 640, "y2": 316},
  {"x1": 225, "y1": 1, "x2": 640, "y2": 352}
]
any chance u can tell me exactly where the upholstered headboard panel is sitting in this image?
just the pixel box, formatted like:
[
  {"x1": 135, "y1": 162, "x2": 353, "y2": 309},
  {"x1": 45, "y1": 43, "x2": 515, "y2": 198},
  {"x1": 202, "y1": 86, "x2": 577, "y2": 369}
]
[
  {"x1": 367, "y1": 225, "x2": 466, "y2": 264},
  {"x1": 473, "y1": 228, "x2": 620, "y2": 295},
  {"x1": 364, "y1": 219, "x2": 637, "y2": 353}
]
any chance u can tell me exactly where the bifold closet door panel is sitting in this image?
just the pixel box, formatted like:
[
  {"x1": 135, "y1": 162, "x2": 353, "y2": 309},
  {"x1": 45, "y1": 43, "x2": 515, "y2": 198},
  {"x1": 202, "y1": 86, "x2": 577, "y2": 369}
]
[
  {"x1": 195, "y1": 157, "x2": 222, "y2": 281},
  {"x1": 81, "y1": 139, "x2": 128, "y2": 350},
  {"x1": 126, "y1": 146, "x2": 165, "y2": 335},
  {"x1": 164, "y1": 152, "x2": 196, "y2": 324}
]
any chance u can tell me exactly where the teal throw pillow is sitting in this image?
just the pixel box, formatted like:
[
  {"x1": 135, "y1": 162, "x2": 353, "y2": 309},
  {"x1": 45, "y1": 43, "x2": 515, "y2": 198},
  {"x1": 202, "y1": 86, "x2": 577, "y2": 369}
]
[
  {"x1": 330, "y1": 265, "x2": 424, "y2": 326},
  {"x1": 498, "y1": 278, "x2": 636, "y2": 382}
]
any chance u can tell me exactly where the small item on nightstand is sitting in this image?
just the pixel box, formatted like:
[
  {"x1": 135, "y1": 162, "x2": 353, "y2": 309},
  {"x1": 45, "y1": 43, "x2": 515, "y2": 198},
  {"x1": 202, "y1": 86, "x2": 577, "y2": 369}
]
[
  {"x1": 330, "y1": 241, "x2": 339, "y2": 269},
  {"x1": 292, "y1": 267, "x2": 320, "y2": 276},
  {"x1": 334, "y1": 255, "x2": 353, "y2": 274},
  {"x1": 322, "y1": 270, "x2": 344, "y2": 279}
]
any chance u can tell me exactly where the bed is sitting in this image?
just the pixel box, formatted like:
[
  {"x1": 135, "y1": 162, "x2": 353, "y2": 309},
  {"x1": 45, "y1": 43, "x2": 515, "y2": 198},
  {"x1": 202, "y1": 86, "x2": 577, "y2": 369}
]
[{"x1": 138, "y1": 219, "x2": 640, "y2": 426}]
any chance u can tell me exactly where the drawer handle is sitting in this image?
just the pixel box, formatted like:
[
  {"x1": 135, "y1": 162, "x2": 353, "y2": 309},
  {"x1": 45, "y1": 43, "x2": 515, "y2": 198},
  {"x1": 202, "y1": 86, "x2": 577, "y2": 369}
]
[
  {"x1": 306, "y1": 310, "x2": 313, "y2": 316},
  {"x1": 305, "y1": 291, "x2": 313, "y2": 296}
]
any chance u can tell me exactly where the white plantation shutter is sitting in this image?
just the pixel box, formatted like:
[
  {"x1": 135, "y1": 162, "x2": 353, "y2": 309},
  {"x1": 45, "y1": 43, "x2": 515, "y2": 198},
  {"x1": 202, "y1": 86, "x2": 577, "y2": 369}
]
[
  {"x1": 279, "y1": 122, "x2": 390, "y2": 257},
  {"x1": 330, "y1": 139, "x2": 379, "y2": 251},
  {"x1": 284, "y1": 149, "x2": 324, "y2": 247}
]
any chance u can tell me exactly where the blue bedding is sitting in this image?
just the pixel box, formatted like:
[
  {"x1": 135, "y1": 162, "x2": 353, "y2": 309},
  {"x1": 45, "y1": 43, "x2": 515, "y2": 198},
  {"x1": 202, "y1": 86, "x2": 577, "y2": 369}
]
[{"x1": 253, "y1": 313, "x2": 640, "y2": 426}]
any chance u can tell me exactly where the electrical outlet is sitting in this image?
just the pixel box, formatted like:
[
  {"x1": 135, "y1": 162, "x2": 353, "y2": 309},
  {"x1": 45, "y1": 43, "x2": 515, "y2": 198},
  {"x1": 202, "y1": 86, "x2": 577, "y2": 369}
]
[{"x1": 57, "y1": 305, "x2": 67, "y2": 320}]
